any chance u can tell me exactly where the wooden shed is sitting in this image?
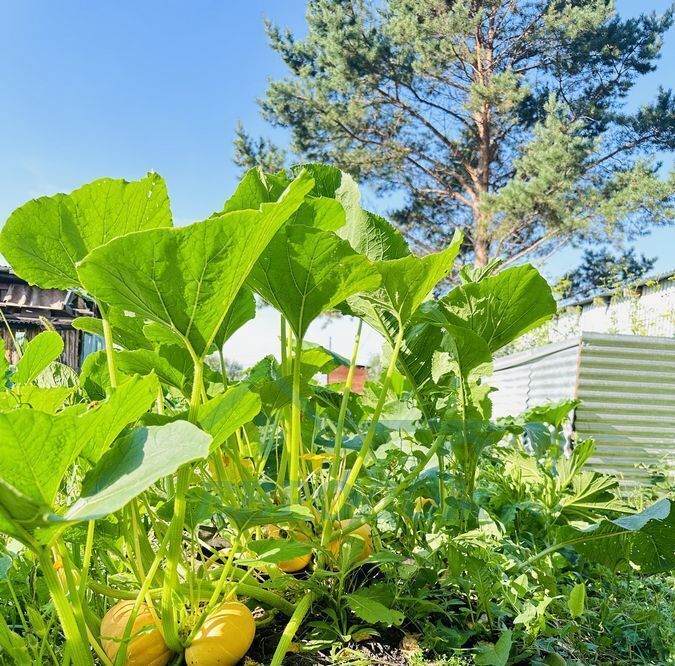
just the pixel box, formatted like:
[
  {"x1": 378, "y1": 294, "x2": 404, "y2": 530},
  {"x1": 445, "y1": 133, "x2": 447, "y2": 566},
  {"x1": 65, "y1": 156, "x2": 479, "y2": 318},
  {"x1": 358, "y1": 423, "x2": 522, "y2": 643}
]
[{"x1": 0, "y1": 266, "x2": 99, "y2": 370}]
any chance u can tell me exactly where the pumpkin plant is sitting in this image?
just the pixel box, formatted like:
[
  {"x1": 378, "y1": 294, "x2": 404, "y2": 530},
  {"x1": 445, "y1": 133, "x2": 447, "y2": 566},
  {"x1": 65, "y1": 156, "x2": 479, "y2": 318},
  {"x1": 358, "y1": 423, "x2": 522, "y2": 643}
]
[{"x1": 0, "y1": 164, "x2": 672, "y2": 666}]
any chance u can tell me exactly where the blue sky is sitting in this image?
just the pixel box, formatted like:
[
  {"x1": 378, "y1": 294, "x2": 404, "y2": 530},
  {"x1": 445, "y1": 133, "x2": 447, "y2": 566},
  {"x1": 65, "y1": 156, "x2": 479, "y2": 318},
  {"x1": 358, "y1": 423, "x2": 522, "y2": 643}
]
[{"x1": 0, "y1": 0, "x2": 672, "y2": 282}]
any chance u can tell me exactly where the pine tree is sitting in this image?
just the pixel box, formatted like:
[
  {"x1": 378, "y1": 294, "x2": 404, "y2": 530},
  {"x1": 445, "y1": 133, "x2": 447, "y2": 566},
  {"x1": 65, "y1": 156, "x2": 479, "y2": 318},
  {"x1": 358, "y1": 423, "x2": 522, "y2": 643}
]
[
  {"x1": 240, "y1": 0, "x2": 675, "y2": 266},
  {"x1": 558, "y1": 246, "x2": 657, "y2": 299}
]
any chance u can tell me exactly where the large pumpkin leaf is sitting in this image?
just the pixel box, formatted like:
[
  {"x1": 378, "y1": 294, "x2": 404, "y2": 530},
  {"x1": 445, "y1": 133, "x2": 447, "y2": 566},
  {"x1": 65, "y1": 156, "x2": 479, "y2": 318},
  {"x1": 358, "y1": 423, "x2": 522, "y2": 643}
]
[
  {"x1": 75, "y1": 373, "x2": 160, "y2": 464},
  {"x1": 248, "y1": 225, "x2": 380, "y2": 339},
  {"x1": 73, "y1": 308, "x2": 153, "y2": 351},
  {"x1": 296, "y1": 164, "x2": 410, "y2": 261},
  {"x1": 0, "y1": 173, "x2": 172, "y2": 290},
  {"x1": 64, "y1": 421, "x2": 211, "y2": 522},
  {"x1": 346, "y1": 230, "x2": 463, "y2": 331},
  {"x1": 0, "y1": 409, "x2": 84, "y2": 508},
  {"x1": 435, "y1": 264, "x2": 556, "y2": 352},
  {"x1": 198, "y1": 383, "x2": 262, "y2": 451},
  {"x1": 115, "y1": 347, "x2": 193, "y2": 396},
  {"x1": 431, "y1": 325, "x2": 493, "y2": 383},
  {"x1": 78, "y1": 172, "x2": 314, "y2": 359},
  {"x1": 559, "y1": 498, "x2": 675, "y2": 574},
  {"x1": 0, "y1": 386, "x2": 74, "y2": 413},
  {"x1": 222, "y1": 167, "x2": 290, "y2": 212},
  {"x1": 13, "y1": 331, "x2": 63, "y2": 385},
  {"x1": 213, "y1": 287, "x2": 256, "y2": 349}
]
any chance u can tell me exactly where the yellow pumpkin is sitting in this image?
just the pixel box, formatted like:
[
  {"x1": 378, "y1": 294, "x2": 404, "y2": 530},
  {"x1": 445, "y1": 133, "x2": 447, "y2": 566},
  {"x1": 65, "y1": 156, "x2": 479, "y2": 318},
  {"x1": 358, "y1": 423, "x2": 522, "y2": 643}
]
[
  {"x1": 100, "y1": 600, "x2": 172, "y2": 666},
  {"x1": 185, "y1": 602, "x2": 255, "y2": 666},
  {"x1": 265, "y1": 525, "x2": 312, "y2": 573},
  {"x1": 328, "y1": 520, "x2": 373, "y2": 561}
]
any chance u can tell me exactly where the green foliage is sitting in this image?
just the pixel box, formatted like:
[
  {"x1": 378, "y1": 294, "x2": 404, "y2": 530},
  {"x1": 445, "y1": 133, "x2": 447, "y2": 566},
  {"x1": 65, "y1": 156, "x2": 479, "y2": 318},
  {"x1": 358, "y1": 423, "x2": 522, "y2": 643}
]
[
  {"x1": 0, "y1": 173, "x2": 171, "y2": 290},
  {"x1": 0, "y1": 164, "x2": 671, "y2": 666}
]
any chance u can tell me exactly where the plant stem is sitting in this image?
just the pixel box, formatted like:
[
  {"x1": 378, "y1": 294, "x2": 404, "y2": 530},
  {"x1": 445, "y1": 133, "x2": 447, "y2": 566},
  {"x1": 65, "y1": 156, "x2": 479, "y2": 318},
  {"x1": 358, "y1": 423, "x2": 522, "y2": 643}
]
[
  {"x1": 218, "y1": 347, "x2": 228, "y2": 388},
  {"x1": 329, "y1": 320, "x2": 362, "y2": 486},
  {"x1": 269, "y1": 591, "x2": 314, "y2": 666},
  {"x1": 331, "y1": 325, "x2": 404, "y2": 515},
  {"x1": 101, "y1": 314, "x2": 118, "y2": 389},
  {"x1": 161, "y1": 358, "x2": 203, "y2": 652},
  {"x1": 78, "y1": 521, "x2": 95, "y2": 604},
  {"x1": 289, "y1": 334, "x2": 304, "y2": 504},
  {"x1": 88, "y1": 581, "x2": 295, "y2": 617},
  {"x1": 185, "y1": 532, "x2": 243, "y2": 644},
  {"x1": 37, "y1": 548, "x2": 94, "y2": 666},
  {"x1": 118, "y1": 529, "x2": 172, "y2": 664}
]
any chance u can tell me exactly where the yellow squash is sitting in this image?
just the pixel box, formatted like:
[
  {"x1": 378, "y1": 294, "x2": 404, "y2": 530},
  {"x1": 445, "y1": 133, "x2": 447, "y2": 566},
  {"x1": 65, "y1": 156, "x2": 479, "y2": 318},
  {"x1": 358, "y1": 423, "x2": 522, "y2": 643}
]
[
  {"x1": 265, "y1": 525, "x2": 312, "y2": 573},
  {"x1": 185, "y1": 601, "x2": 255, "y2": 666},
  {"x1": 100, "y1": 600, "x2": 172, "y2": 666},
  {"x1": 328, "y1": 520, "x2": 373, "y2": 561}
]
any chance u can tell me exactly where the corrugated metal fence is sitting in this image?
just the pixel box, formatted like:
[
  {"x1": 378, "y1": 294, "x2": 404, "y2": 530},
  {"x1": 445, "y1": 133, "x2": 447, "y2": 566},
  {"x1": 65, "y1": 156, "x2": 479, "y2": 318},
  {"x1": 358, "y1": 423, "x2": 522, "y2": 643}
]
[{"x1": 492, "y1": 333, "x2": 675, "y2": 487}]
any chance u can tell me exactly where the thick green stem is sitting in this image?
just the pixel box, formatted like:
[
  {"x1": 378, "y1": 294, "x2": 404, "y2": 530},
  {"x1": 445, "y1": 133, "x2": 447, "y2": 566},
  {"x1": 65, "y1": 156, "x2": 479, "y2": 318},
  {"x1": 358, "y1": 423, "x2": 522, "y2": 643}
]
[
  {"x1": 89, "y1": 579, "x2": 295, "y2": 617},
  {"x1": 118, "y1": 530, "x2": 171, "y2": 664},
  {"x1": 38, "y1": 549, "x2": 94, "y2": 666},
  {"x1": 269, "y1": 591, "x2": 315, "y2": 666},
  {"x1": 101, "y1": 315, "x2": 118, "y2": 389},
  {"x1": 289, "y1": 334, "x2": 303, "y2": 504},
  {"x1": 78, "y1": 521, "x2": 95, "y2": 604},
  {"x1": 218, "y1": 347, "x2": 228, "y2": 388},
  {"x1": 332, "y1": 325, "x2": 404, "y2": 515},
  {"x1": 161, "y1": 358, "x2": 203, "y2": 651}
]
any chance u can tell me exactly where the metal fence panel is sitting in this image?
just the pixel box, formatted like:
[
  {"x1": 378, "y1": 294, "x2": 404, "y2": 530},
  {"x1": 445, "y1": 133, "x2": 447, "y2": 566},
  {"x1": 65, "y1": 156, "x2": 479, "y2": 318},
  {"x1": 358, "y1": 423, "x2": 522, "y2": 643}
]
[
  {"x1": 576, "y1": 333, "x2": 675, "y2": 487},
  {"x1": 491, "y1": 332, "x2": 675, "y2": 489}
]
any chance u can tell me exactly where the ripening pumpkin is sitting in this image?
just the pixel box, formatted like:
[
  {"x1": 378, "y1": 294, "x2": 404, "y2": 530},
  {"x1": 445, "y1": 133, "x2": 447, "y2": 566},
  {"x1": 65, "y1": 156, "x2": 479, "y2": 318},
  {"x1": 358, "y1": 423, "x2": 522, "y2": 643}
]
[
  {"x1": 264, "y1": 525, "x2": 312, "y2": 573},
  {"x1": 328, "y1": 520, "x2": 373, "y2": 561},
  {"x1": 185, "y1": 602, "x2": 255, "y2": 666},
  {"x1": 100, "y1": 601, "x2": 172, "y2": 666}
]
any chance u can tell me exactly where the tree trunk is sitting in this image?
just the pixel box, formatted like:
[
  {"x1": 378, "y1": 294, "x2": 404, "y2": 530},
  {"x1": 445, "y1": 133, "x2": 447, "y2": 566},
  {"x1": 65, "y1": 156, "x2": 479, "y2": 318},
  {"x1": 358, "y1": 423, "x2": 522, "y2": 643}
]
[{"x1": 474, "y1": 235, "x2": 489, "y2": 268}]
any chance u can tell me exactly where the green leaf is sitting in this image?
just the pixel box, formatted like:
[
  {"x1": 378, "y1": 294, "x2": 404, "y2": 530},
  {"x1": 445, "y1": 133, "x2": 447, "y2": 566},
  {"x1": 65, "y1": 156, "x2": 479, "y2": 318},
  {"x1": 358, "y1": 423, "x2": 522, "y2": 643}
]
[
  {"x1": 341, "y1": 210, "x2": 411, "y2": 261},
  {"x1": 248, "y1": 224, "x2": 380, "y2": 339},
  {"x1": 13, "y1": 332, "x2": 63, "y2": 385},
  {"x1": 0, "y1": 373, "x2": 158, "y2": 524},
  {"x1": 0, "y1": 385, "x2": 74, "y2": 413},
  {"x1": 475, "y1": 629, "x2": 512, "y2": 666},
  {"x1": 247, "y1": 538, "x2": 313, "y2": 564},
  {"x1": 0, "y1": 339, "x2": 9, "y2": 386},
  {"x1": 0, "y1": 173, "x2": 172, "y2": 290},
  {"x1": 345, "y1": 592, "x2": 404, "y2": 627},
  {"x1": 222, "y1": 166, "x2": 290, "y2": 212},
  {"x1": 198, "y1": 383, "x2": 262, "y2": 452},
  {"x1": 559, "y1": 471, "x2": 627, "y2": 522},
  {"x1": 65, "y1": 421, "x2": 212, "y2": 522},
  {"x1": 296, "y1": 163, "x2": 410, "y2": 261},
  {"x1": 78, "y1": 172, "x2": 313, "y2": 358},
  {"x1": 115, "y1": 346, "x2": 193, "y2": 396},
  {"x1": 0, "y1": 409, "x2": 84, "y2": 508},
  {"x1": 436, "y1": 264, "x2": 556, "y2": 352},
  {"x1": 289, "y1": 197, "x2": 346, "y2": 231},
  {"x1": 221, "y1": 504, "x2": 313, "y2": 531},
  {"x1": 561, "y1": 498, "x2": 675, "y2": 574},
  {"x1": 213, "y1": 287, "x2": 256, "y2": 349},
  {"x1": 74, "y1": 308, "x2": 153, "y2": 351},
  {"x1": 567, "y1": 582, "x2": 586, "y2": 618},
  {"x1": 79, "y1": 350, "x2": 116, "y2": 400},
  {"x1": 76, "y1": 373, "x2": 160, "y2": 464},
  {"x1": 347, "y1": 230, "x2": 463, "y2": 330},
  {"x1": 0, "y1": 478, "x2": 54, "y2": 537},
  {"x1": 431, "y1": 325, "x2": 493, "y2": 382},
  {"x1": 156, "y1": 487, "x2": 221, "y2": 529},
  {"x1": 0, "y1": 612, "x2": 32, "y2": 666}
]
